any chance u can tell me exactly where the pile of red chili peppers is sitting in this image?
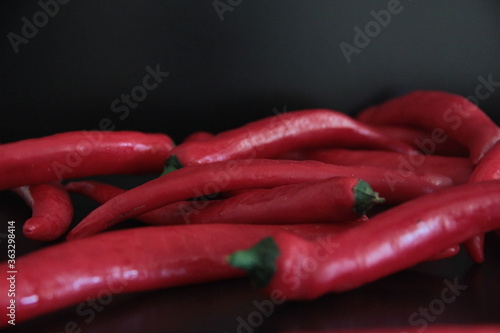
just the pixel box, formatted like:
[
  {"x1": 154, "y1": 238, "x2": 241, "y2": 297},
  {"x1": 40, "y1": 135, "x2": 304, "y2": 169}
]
[{"x1": 1, "y1": 90, "x2": 500, "y2": 330}]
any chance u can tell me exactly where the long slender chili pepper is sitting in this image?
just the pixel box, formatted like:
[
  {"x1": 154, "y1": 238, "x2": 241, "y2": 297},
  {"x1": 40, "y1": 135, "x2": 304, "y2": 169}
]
[
  {"x1": 11, "y1": 182, "x2": 74, "y2": 241},
  {"x1": 463, "y1": 141, "x2": 500, "y2": 263},
  {"x1": 0, "y1": 223, "x2": 355, "y2": 327},
  {"x1": 66, "y1": 159, "x2": 453, "y2": 240},
  {"x1": 164, "y1": 109, "x2": 418, "y2": 171},
  {"x1": 357, "y1": 90, "x2": 500, "y2": 163},
  {"x1": 228, "y1": 180, "x2": 500, "y2": 300},
  {"x1": 67, "y1": 177, "x2": 384, "y2": 226},
  {"x1": 65, "y1": 179, "x2": 460, "y2": 262},
  {"x1": 375, "y1": 125, "x2": 468, "y2": 157},
  {"x1": 0, "y1": 131, "x2": 174, "y2": 190},
  {"x1": 289, "y1": 148, "x2": 473, "y2": 185}
]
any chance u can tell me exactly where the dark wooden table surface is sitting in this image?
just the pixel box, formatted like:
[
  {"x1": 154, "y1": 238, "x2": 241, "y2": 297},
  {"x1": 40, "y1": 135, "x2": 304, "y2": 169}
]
[{"x1": 1, "y1": 174, "x2": 499, "y2": 333}]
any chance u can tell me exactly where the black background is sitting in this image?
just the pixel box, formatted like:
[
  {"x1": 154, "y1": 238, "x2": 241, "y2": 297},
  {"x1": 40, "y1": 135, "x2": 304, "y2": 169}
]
[
  {"x1": 1, "y1": 1, "x2": 500, "y2": 332},
  {"x1": 1, "y1": 0, "x2": 500, "y2": 143}
]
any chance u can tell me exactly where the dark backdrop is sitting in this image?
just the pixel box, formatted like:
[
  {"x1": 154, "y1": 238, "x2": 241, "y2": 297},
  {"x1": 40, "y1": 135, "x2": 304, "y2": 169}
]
[{"x1": 1, "y1": 0, "x2": 500, "y2": 144}]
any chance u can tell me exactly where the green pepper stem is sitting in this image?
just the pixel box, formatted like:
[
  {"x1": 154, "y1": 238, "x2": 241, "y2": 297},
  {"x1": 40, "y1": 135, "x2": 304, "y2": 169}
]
[
  {"x1": 353, "y1": 179, "x2": 385, "y2": 216},
  {"x1": 227, "y1": 237, "x2": 280, "y2": 288},
  {"x1": 161, "y1": 155, "x2": 183, "y2": 175}
]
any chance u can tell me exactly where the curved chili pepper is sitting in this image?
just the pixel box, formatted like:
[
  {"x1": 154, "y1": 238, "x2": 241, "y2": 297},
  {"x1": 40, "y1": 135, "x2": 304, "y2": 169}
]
[
  {"x1": 357, "y1": 90, "x2": 500, "y2": 163},
  {"x1": 12, "y1": 182, "x2": 74, "y2": 241},
  {"x1": 463, "y1": 141, "x2": 500, "y2": 263},
  {"x1": 164, "y1": 109, "x2": 418, "y2": 172},
  {"x1": 228, "y1": 180, "x2": 500, "y2": 300},
  {"x1": 66, "y1": 159, "x2": 453, "y2": 240},
  {"x1": 0, "y1": 223, "x2": 355, "y2": 327},
  {"x1": 289, "y1": 148, "x2": 473, "y2": 185},
  {"x1": 63, "y1": 179, "x2": 460, "y2": 262},
  {"x1": 66, "y1": 177, "x2": 384, "y2": 226},
  {"x1": 0, "y1": 131, "x2": 174, "y2": 191},
  {"x1": 375, "y1": 125, "x2": 468, "y2": 157}
]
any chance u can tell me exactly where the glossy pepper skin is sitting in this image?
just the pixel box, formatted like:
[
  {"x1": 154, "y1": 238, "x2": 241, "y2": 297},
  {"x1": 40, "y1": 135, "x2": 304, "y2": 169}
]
[
  {"x1": 165, "y1": 109, "x2": 418, "y2": 170},
  {"x1": 12, "y1": 182, "x2": 74, "y2": 241},
  {"x1": 289, "y1": 148, "x2": 473, "y2": 185},
  {"x1": 0, "y1": 223, "x2": 355, "y2": 327},
  {"x1": 357, "y1": 90, "x2": 500, "y2": 164},
  {"x1": 229, "y1": 180, "x2": 500, "y2": 300},
  {"x1": 66, "y1": 177, "x2": 384, "y2": 226},
  {"x1": 0, "y1": 131, "x2": 174, "y2": 190},
  {"x1": 66, "y1": 159, "x2": 453, "y2": 240}
]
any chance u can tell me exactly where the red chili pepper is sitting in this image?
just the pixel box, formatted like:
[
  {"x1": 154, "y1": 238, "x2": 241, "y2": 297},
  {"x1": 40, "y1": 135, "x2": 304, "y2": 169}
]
[
  {"x1": 357, "y1": 90, "x2": 500, "y2": 163},
  {"x1": 228, "y1": 180, "x2": 500, "y2": 300},
  {"x1": 463, "y1": 141, "x2": 500, "y2": 263},
  {"x1": 463, "y1": 235, "x2": 485, "y2": 264},
  {"x1": 375, "y1": 125, "x2": 468, "y2": 157},
  {"x1": 64, "y1": 179, "x2": 460, "y2": 262},
  {"x1": 11, "y1": 182, "x2": 74, "y2": 241},
  {"x1": 0, "y1": 131, "x2": 174, "y2": 191},
  {"x1": 66, "y1": 177, "x2": 384, "y2": 226},
  {"x1": 164, "y1": 109, "x2": 418, "y2": 172},
  {"x1": 0, "y1": 223, "x2": 354, "y2": 326},
  {"x1": 66, "y1": 159, "x2": 454, "y2": 240},
  {"x1": 289, "y1": 148, "x2": 473, "y2": 185}
]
